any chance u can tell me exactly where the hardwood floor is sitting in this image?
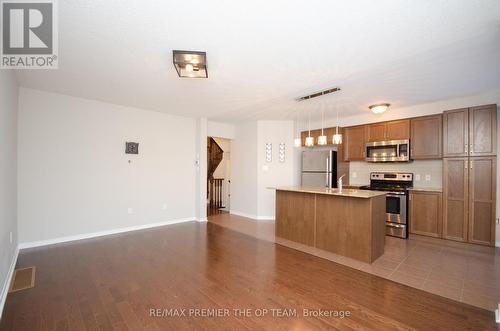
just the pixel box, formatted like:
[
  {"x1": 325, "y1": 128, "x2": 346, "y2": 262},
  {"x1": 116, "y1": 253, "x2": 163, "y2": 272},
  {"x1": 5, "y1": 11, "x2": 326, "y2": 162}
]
[{"x1": 1, "y1": 222, "x2": 498, "y2": 330}]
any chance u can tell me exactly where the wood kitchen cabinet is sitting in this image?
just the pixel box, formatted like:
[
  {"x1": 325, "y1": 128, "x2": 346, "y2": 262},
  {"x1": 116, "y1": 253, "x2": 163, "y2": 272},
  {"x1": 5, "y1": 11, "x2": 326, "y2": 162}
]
[
  {"x1": 443, "y1": 105, "x2": 497, "y2": 157},
  {"x1": 344, "y1": 125, "x2": 366, "y2": 161},
  {"x1": 469, "y1": 105, "x2": 497, "y2": 156},
  {"x1": 443, "y1": 157, "x2": 497, "y2": 245},
  {"x1": 443, "y1": 158, "x2": 469, "y2": 242},
  {"x1": 468, "y1": 157, "x2": 496, "y2": 245},
  {"x1": 386, "y1": 120, "x2": 410, "y2": 140},
  {"x1": 365, "y1": 123, "x2": 386, "y2": 142},
  {"x1": 409, "y1": 191, "x2": 442, "y2": 238},
  {"x1": 410, "y1": 114, "x2": 442, "y2": 159},
  {"x1": 365, "y1": 120, "x2": 410, "y2": 142}
]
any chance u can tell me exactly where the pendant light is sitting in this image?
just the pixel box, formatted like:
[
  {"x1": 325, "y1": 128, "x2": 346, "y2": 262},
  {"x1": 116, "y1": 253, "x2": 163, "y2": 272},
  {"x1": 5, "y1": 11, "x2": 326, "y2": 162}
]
[
  {"x1": 305, "y1": 109, "x2": 314, "y2": 147},
  {"x1": 317, "y1": 105, "x2": 327, "y2": 145},
  {"x1": 294, "y1": 109, "x2": 302, "y2": 147},
  {"x1": 332, "y1": 105, "x2": 342, "y2": 145}
]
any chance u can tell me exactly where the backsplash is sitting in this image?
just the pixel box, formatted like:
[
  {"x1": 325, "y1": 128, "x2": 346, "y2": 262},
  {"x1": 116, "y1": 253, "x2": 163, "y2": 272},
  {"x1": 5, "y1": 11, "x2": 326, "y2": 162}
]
[{"x1": 349, "y1": 160, "x2": 443, "y2": 189}]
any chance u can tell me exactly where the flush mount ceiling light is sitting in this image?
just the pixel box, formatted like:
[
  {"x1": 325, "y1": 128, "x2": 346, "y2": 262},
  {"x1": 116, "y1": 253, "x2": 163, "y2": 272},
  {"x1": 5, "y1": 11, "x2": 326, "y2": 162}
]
[
  {"x1": 172, "y1": 50, "x2": 208, "y2": 78},
  {"x1": 369, "y1": 103, "x2": 390, "y2": 114}
]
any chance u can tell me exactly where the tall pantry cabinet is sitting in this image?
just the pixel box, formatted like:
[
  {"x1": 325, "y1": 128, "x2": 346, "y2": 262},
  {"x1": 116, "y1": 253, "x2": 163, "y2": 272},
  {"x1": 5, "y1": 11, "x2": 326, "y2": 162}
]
[{"x1": 442, "y1": 105, "x2": 497, "y2": 246}]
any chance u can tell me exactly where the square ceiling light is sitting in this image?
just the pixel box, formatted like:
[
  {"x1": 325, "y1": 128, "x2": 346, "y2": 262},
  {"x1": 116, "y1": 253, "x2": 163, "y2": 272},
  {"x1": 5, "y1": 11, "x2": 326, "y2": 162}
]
[{"x1": 172, "y1": 50, "x2": 208, "y2": 78}]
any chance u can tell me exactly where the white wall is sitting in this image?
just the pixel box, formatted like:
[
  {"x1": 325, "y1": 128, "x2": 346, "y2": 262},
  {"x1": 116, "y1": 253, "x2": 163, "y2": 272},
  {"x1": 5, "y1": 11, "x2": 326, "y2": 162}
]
[
  {"x1": 0, "y1": 71, "x2": 18, "y2": 315},
  {"x1": 207, "y1": 121, "x2": 235, "y2": 140},
  {"x1": 230, "y1": 120, "x2": 295, "y2": 219},
  {"x1": 18, "y1": 88, "x2": 197, "y2": 244},
  {"x1": 257, "y1": 121, "x2": 295, "y2": 218},
  {"x1": 230, "y1": 122, "x2": 258, "y2": 218}
]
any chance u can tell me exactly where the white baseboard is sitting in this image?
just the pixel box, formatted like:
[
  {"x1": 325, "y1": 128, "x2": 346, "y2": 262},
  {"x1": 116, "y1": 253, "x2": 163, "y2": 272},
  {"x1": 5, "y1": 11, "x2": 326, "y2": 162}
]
[
  {"x1": 230, "y1": 210, "x2": 258, "y2": 220},
  {"x1": 229, "y1": 211, "x2": 274, "y2": 221},
  {"x1": 18, "y1": 218, "x2": 196, "y2": 250},
  {"x1": 0, "y1": 246, "x2": 19, "y2": 320},
  {"x1": 257, "y1": 216, "x2": 275, "y2": 221},
  {"x1": 197, "y1": 218, "x2": 208, "y2": 222}
]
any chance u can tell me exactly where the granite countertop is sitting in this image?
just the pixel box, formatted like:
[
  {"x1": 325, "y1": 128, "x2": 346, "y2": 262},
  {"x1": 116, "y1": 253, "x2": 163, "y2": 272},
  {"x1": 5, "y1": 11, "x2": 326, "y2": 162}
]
[
  {"x1": 408, "y1": 187, "x2": 443, "y2": 193},
  {"x1": 275, "y1": 186, "x2": 387, "y2": 199}
]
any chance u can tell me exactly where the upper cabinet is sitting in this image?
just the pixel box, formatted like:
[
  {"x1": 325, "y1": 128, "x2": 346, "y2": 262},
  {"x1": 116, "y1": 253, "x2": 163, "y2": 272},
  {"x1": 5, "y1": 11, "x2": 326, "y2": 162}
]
[
  {"x1": 443, "y1": 108, "x2": 469, "y2": 157},
  {"x1": 443, "y1": 105, "x2": 497, "y2": 157},
  {"x1": 410, "y1": 114, "x2": 442, "y2": 159},
  {"x1": 344, "y1": 125, "x2": 366, "y2": 161},
  {"x1": 365, "y1": 120, "x2": 410, "y2": 142},
  {"x1": 469, "y1": 105, "x2": 497, "y2": 157},
  {"x1": 386, "y1": 120, "x2": 410, "y2": 140},
  {"x1": 365, "y1": 123, "x2": 386, "y2": 142}
]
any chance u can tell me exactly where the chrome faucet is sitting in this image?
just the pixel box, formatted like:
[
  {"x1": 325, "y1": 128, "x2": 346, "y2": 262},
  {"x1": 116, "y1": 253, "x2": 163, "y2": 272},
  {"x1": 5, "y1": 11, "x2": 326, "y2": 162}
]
[{"x1": 338, "y1": 174, "x2": 346, "y2": 192}]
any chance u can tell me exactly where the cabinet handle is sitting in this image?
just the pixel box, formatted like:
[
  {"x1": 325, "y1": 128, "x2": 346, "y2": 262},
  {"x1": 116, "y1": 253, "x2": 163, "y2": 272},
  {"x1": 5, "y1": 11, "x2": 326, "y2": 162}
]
[
  {"x1": 464, "y1": 161, "x2": 467, "y2": 169},
  {"x1": 470, "y1": 160, "x2": 472, "y2": 169},
  {"x1": 464, "y1": 143, "x2": 468, "y2": 153},
  {"x1": 470, "y1": 144, "x2": 473, "y2": 154}
]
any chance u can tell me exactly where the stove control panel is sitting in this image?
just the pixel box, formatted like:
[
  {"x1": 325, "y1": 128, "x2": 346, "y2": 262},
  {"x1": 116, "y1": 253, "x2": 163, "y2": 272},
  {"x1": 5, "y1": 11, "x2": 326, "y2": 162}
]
[{"x1": 370, "y1": 172, "x2": 413, "y2": 182}]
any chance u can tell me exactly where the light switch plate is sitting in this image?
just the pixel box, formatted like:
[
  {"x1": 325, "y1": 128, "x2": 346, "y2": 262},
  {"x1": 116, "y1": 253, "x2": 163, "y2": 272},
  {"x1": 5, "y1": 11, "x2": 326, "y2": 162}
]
[
  {"x1": 352, "y1": 172, "x2": 357, "y2": 178},
  {"x1": 425, "y1": 174, "x2": 431, "y2": 181},
  {"x1": 127, "y1": 208, "x2": 133, "y2": 214},
  {"x1": 415, "y1": 174, "x2": 421, "y2": 181}
]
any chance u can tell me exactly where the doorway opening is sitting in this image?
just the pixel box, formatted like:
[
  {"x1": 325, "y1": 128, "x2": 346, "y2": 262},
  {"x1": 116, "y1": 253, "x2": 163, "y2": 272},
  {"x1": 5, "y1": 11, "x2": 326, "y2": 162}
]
[{"x1": 207, "y1": 137, "x2": 231, "y2": 217}]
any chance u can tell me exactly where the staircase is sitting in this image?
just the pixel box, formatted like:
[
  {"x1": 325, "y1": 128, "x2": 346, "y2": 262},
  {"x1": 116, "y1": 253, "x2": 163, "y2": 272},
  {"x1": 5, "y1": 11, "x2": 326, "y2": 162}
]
[
  {"x1": 208, "y1": 137, "x2": 223, "y2": 180},
  {"x1": 207, "y1": 137, "x2": 225, "y2": 212}
]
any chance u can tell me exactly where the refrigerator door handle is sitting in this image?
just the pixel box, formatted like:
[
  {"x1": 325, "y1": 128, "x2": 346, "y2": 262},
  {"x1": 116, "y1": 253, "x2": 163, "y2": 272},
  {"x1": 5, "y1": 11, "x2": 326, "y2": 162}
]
[{"x1": 325, "y1": 158, "x2": 329, "y2": 187}]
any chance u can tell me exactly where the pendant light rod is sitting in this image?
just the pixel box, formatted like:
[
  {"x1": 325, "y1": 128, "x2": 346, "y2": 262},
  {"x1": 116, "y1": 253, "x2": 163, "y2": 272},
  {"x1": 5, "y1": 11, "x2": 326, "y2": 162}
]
[{"x1": 296, "y1": 87, "x2": 341, "y2": 102}]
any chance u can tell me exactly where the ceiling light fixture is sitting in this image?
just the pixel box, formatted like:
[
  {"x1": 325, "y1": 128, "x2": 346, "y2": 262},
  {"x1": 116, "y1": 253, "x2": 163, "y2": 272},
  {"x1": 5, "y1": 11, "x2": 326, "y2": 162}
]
[
  {"x1": 294, "y1": 109, "x2": 302, "y2": 147},
  {"x1": 172, "y1": 50, "x2": 208, "y2": 78},
  {"x1": 297, "y1": 87, "x2": 341, "y2": 101},
  {"x1": 369, "y1": 103, "x2": 390, "y2": 114},
  {"x1": 305, "y1": 109, "x2": 314, "y2": 147},
  {"x1": 332, "y1": 105, "x2": 342, "y2": 145},
  {"x1": 318, "y1": 105, "x2": 327, "y2": 145}
]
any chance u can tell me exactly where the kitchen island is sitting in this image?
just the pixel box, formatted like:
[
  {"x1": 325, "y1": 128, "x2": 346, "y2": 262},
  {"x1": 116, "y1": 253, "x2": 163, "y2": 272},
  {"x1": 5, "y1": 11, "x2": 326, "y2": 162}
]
[{"x1": 275, "y1": 187, "x2": 387, "y2": 263}]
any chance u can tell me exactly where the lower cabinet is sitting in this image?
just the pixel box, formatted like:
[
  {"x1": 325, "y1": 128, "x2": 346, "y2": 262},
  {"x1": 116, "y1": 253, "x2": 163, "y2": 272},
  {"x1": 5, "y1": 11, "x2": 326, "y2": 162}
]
[
  {"x1": 443, "y1": 156, "x2": 496, "y2": 246},
  {"x1": 409, "y1": 191, "x2": 442, "y2": 238}
]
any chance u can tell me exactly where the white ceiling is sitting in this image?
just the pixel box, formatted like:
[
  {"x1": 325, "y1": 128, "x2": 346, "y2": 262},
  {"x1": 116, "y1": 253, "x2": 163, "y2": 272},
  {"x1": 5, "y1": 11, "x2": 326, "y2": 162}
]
[{"x1": 16, "y1": 0, "x2": 500, "y2": 122}]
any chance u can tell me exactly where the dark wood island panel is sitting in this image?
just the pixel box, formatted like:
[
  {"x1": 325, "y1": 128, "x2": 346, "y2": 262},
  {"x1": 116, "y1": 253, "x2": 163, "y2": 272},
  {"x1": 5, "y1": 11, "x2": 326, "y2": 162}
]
[{"x1": 275, "y1": 188, "x2": 386, "y2": 263}]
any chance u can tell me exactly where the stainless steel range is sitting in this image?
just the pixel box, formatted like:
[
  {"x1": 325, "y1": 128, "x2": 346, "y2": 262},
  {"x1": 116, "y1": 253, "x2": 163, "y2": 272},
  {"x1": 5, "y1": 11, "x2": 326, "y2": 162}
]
[{"x1": 360, "y1": 172, "x2": 413, "y2": 239}]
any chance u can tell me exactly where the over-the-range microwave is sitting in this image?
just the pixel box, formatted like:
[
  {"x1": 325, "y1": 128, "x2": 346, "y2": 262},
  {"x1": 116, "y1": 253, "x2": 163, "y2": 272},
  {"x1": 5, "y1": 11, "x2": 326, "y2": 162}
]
[{"x1": 365, "y1": 139, "x2": 410, "y2": 162}]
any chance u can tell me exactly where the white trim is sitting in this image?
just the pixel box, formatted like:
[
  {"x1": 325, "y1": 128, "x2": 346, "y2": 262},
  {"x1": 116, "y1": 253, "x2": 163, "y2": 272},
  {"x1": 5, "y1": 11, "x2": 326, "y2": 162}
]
[
  {"x1": 197, "y1": 218, "x2": 208, "y2": 222},
  {"x1": 18, "y1": 218, "x2": 195, "y2": 249},
  {"x1": 230, "y1": 210, "x2": 258, "y2": 220},
  {"x1": 229, "y1": 211, "x2": 275, "y2": 221},
  {"x1": 0, "y1": 246, "x2": 19, "y2": 320},
  {"x1": 257, "y1": 216, "x2": 275, "y2": 221}
]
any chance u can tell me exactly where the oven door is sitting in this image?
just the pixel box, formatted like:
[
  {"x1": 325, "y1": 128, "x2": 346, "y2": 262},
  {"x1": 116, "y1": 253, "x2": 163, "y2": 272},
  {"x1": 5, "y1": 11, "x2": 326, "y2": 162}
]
[{"x1": 385, "y1": 193, "x2": 407, "y2": 225}]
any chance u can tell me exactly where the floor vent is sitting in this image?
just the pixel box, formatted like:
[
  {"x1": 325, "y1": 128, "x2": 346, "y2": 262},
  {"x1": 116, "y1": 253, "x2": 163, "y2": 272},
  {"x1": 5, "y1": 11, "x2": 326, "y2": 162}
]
[{"x1": 9, "y1": 267, "x2": 36, "y2": 293}]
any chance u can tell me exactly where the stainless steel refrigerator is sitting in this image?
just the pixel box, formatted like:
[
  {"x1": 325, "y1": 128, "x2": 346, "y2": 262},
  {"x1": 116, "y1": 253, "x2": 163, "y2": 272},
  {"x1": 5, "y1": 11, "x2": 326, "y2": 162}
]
[{"x1": 301, "y1": 150, "x2": 337, "y2": 188}]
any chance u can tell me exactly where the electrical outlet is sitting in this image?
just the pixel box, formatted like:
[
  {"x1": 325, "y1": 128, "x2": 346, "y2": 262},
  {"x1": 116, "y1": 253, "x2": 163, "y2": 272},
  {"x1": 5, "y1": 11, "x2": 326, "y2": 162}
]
[
  {"x1": 127, "y1": 208, "x2": 133, "y2": 215},
  {"x1": 425, "y1": 174, "x2": 431, "y2": 181},
  {"x1": 352, "y1": 172, "x2": 357, "y2": 178},
  {"x1": 162, "y1": 203, "x2": 167, "y2": 210},
  {"x1": 9, "y1": 232, "x2": 12, "y2": 244},
  {"x1": 415, "y1": 174, "x2": 421, "y2": 181}
]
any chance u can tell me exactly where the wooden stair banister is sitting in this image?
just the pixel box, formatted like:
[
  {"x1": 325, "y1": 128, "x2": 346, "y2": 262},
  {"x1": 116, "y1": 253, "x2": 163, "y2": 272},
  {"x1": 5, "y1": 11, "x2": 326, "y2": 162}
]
[{"x1": 207, "y1": 137, "x2": 223, "y2": 180}]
